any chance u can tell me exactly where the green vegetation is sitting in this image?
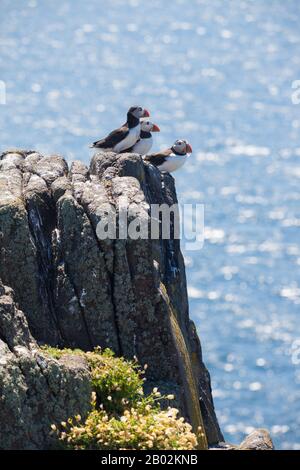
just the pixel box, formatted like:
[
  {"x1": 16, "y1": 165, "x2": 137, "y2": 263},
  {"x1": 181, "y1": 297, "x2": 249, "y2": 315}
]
[
  {"x1": 42, "y1": 346, "x2": 203, "y2": 450},
  {"x1": 40, "y1": 345, "x2": 82, "y2": 359}
]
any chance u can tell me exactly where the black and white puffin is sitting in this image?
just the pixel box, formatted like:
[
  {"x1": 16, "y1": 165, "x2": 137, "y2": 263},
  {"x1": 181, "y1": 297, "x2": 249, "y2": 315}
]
[
  {"x1": 144, "y1": 139, "x2": 192, "y2": 173},
  {"x1": 90, "y1": 106, "x2": 150, "y2": 153},
  {"x1": 123, "y1": 118, "x2": 160, "y2": 155}
]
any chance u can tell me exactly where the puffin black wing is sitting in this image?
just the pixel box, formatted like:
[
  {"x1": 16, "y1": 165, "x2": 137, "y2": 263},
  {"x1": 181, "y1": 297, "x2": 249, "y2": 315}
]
[
  {"x1": 144, "y1": 149, "x2": 172, "y2": 166},
  {"x1": 91, "y1": 126, "x2": 130, "y2": 149}
]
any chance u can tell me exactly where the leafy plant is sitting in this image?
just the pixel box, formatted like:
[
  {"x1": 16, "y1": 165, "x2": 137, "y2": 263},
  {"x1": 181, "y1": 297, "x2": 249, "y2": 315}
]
[
  {"x1": 51, "y1": 392, "x2": 200, "y2": 450},
  {"x1": 43, "y1": 346, "x2": 203, "y2": 450}
]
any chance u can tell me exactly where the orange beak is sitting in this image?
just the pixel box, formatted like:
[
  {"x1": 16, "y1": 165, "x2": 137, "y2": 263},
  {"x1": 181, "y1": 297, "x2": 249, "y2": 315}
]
[
  {"x1": 151, "y1": 123, "x2": 160, "y2": 132},
  {"x1": 186, "y1": 143, "x2": 193, "y2": 153},
  {"x1": 143, "y1": 109, "x2": 150, "y2": 117}
]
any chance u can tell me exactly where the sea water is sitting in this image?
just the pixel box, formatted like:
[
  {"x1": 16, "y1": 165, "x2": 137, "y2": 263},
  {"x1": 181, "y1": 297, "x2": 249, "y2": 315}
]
[{"x1": 1, "y1": 0, "x2": 300, "y2": 449}]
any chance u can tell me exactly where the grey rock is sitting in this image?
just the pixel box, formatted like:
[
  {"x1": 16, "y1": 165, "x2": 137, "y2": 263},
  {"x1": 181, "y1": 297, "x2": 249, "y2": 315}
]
[
  {"x1": 0, "y1": 149, "x2": 224, "y2": 448},
  {"x1": 51, "y1": 176, "x2": 72, "y2": 202},
  {"x1": 239, "y1": 429, "x2": 274, "y2": 450},
  {"x1": 0, "y1": 279, "x2": 91, "y2": 450}
]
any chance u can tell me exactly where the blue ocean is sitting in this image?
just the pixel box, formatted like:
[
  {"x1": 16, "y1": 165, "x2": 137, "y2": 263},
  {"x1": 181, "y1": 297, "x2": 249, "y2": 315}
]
[{"x1": 1, "y1": 0, "x2": 300, "y2": 449}]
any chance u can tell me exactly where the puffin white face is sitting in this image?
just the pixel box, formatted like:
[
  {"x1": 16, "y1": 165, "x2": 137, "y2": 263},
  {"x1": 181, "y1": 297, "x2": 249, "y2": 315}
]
[
  {"x1": 172, "y1": 139, "x2": 193, "y2": 155},
  {"x1": 129, "y1": 106, "x2": 150, "y2": 119},
  {"x1": 140, "y1": 119, "x2": 160, "y2": 133}
]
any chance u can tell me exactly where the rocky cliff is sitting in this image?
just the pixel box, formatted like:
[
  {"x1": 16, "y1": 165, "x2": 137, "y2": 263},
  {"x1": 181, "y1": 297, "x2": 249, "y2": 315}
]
[{"x1": 0, "y1": 148, "x2": 223, "y2": 449}]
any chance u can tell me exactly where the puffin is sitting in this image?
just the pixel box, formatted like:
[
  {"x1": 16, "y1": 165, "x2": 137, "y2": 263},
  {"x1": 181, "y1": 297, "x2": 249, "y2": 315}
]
[
  {"x1": 122, "y1": 118, "x2": 160, "y2": 155},
  {"x1": 90, "y1": 106, "x2": 150, "y2": 153},
  {"x1": 144, "y1": 139, "x2": 192, "y2": 173}
]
